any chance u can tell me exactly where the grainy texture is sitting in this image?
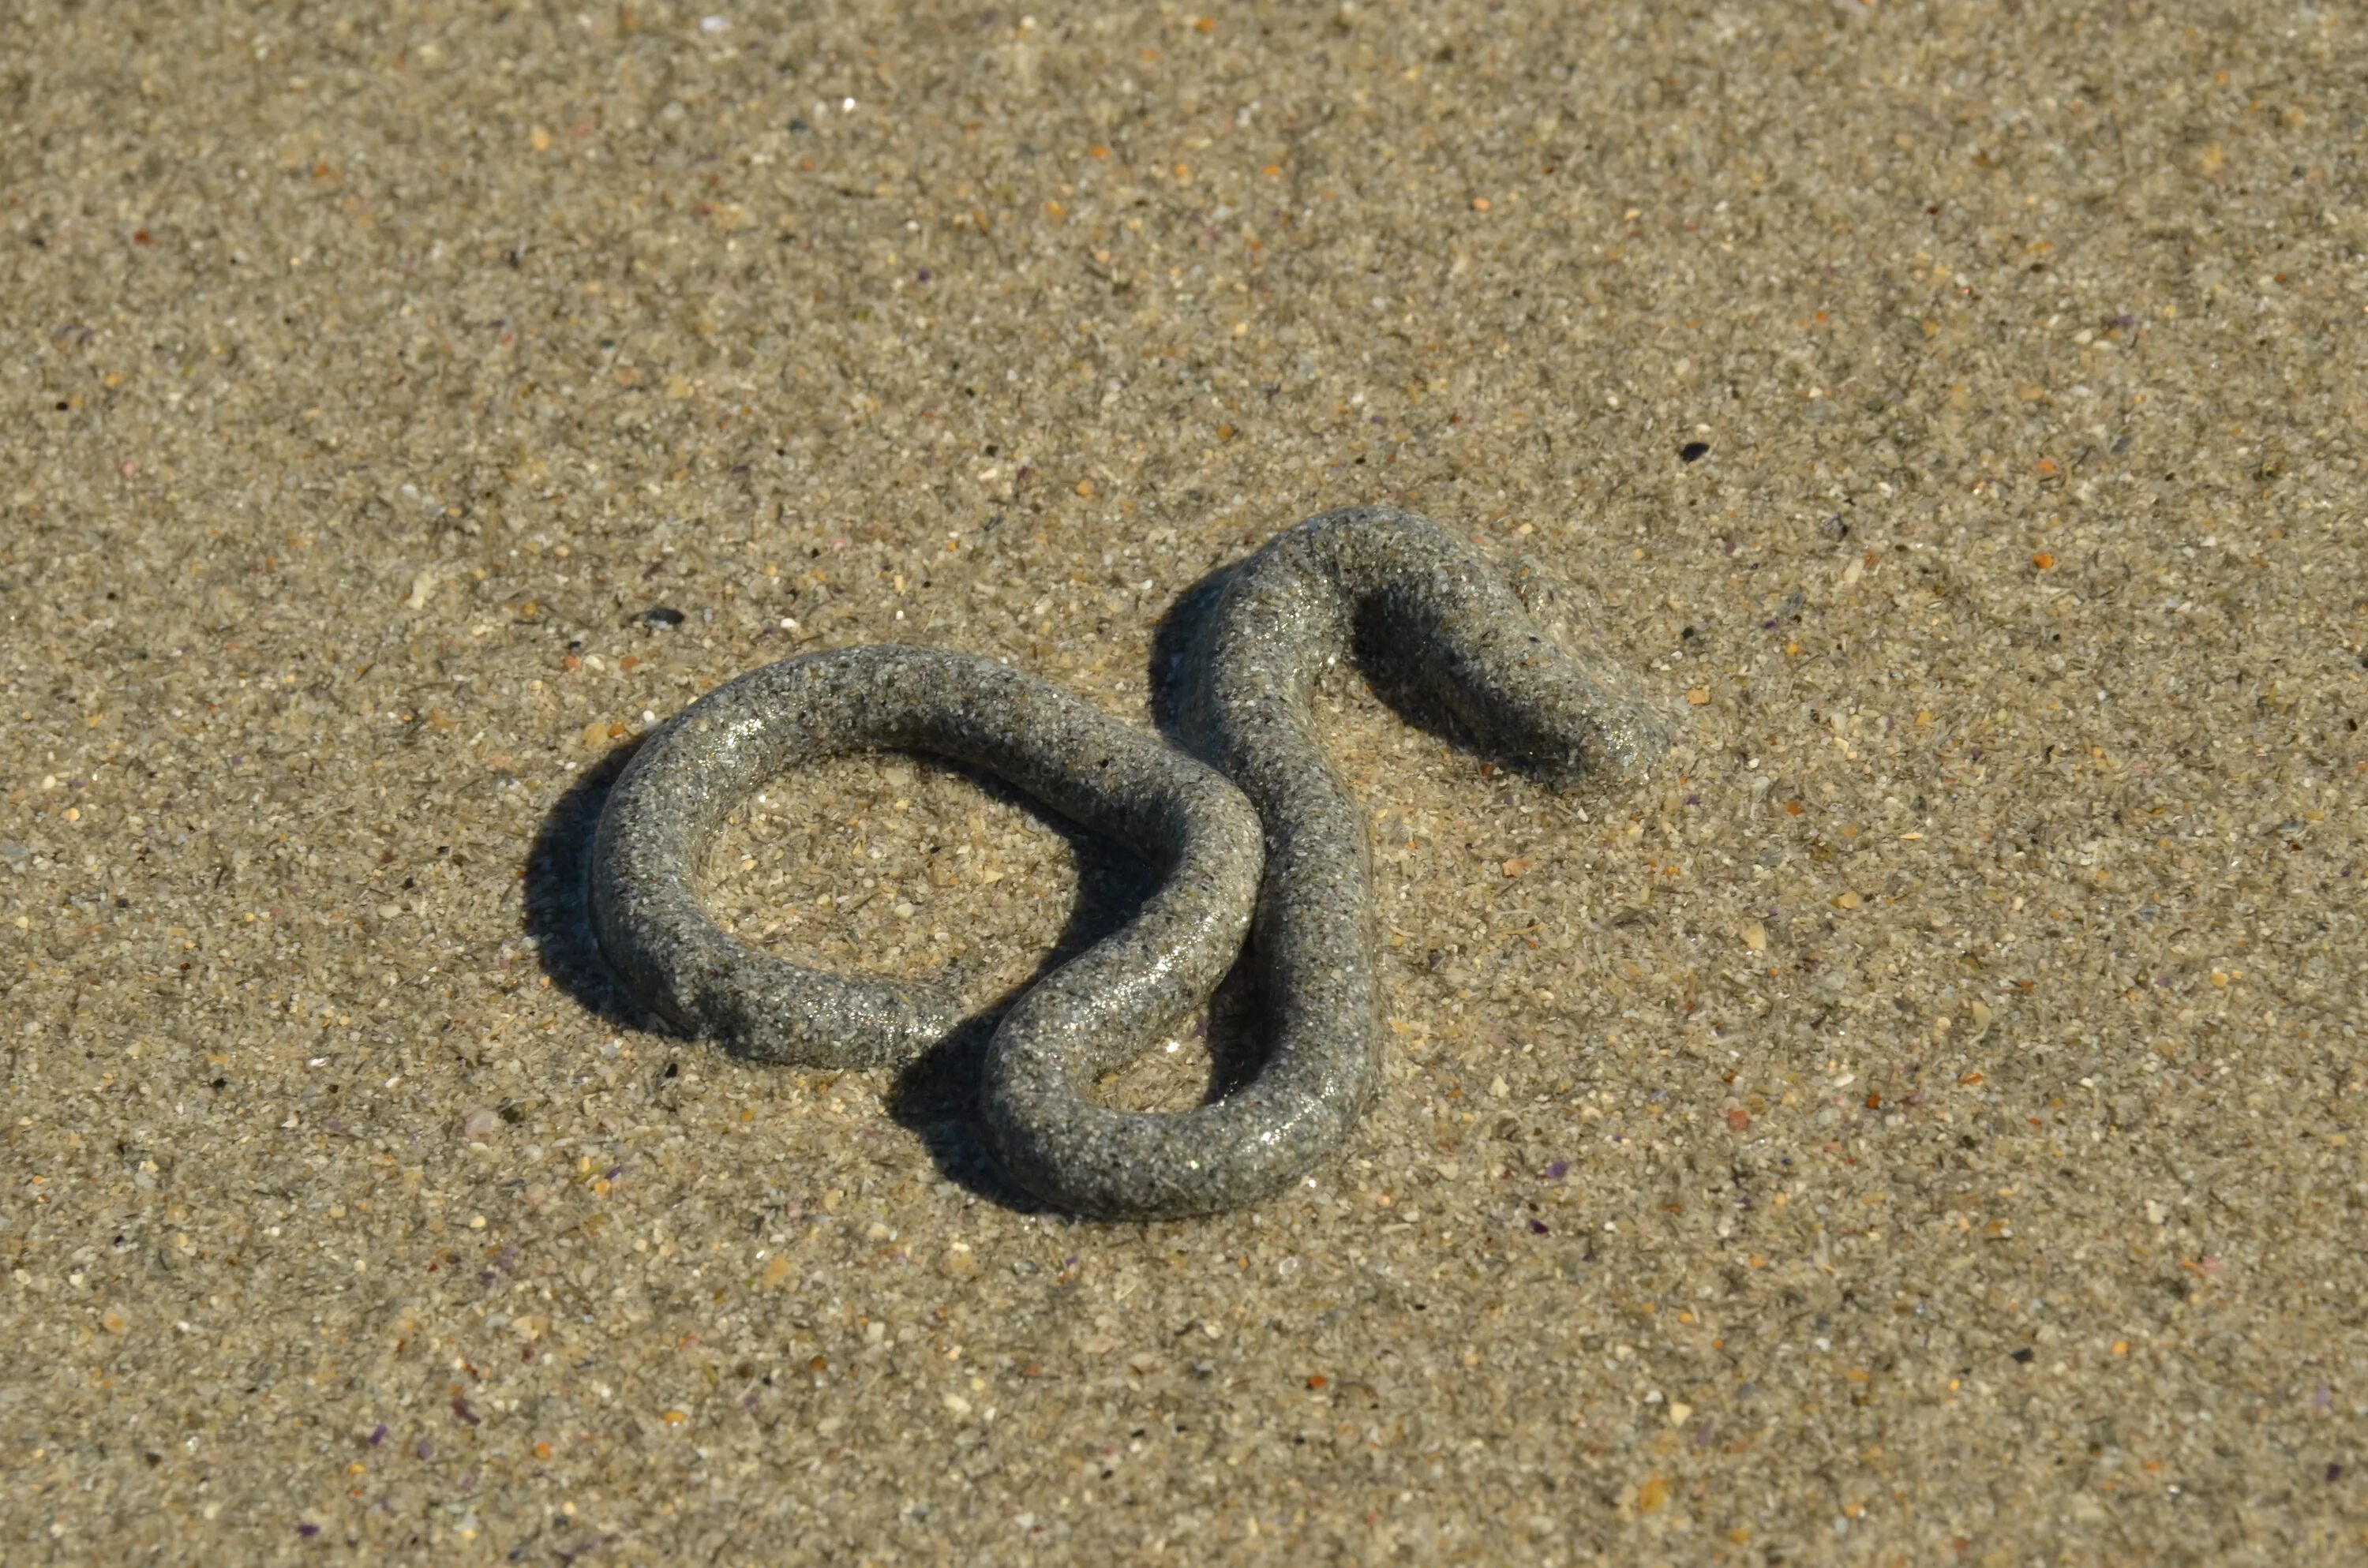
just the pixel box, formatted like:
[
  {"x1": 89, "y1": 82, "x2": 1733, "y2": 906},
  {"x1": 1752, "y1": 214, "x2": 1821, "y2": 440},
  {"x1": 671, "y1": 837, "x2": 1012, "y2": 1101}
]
[
  {"x1": 589, "y1": 642, "x2": 1262, "y2": 1081},
  {"x1": 596, "y1": 513, "x2": 1662, "y2": 1222},
  {"x1": 5, "y1": 2, "x2": 2368, "y2": 1565},
  {"x1": 995, "y1": 507, "x2": 1669, "y2": 1218}
]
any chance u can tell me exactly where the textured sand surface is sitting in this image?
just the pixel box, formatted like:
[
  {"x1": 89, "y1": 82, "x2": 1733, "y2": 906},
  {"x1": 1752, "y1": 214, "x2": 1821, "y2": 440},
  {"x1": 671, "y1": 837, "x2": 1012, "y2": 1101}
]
[{"x1": 4, "y1": 2, "x2": 2366, "y2": 1562}]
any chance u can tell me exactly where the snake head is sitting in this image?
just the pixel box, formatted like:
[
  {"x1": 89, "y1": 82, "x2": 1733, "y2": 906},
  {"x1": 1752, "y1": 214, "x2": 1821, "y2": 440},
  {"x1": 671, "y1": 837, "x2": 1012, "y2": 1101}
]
[
  {"x1": 1364, "y1": 549, "x2": 1673, "y2": 790},
  {"x1": 1457, "y1": 642, "x2": 1673, "y2": 788}
]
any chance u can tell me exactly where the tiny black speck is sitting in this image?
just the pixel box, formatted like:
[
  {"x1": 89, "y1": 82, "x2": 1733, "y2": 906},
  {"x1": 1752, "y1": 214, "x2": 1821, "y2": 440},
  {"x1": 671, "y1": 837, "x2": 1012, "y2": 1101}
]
[
  {"x1": 2011, "y1": 1347, "x2": 2035, "y2": 1364},
  {"x1": 1679, "y1": 441, "x2": 1710, "y2": 463},
  {"x1": 645, "y1": 606, "x2": 686, "y2": 627}
]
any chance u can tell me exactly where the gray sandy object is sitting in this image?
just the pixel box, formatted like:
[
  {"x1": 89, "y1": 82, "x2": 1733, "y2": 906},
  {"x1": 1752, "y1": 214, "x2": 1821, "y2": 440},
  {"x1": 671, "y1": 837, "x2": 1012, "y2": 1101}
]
[
  {"x1": 985, "y1": 507, "x2": 1669, "y2": 1215},
  {"x1": 589, "y1": 646, "x2": 1265, "y2": 1074},
  {"x1": 590, "y1": 510, "x2": 1668, "y2": 1218}
]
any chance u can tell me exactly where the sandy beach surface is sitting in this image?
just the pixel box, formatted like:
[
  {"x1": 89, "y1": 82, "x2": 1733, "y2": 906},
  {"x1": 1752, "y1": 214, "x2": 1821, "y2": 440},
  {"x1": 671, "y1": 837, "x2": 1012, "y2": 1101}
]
[{"x1": 4, "y1": 2, "x2": 2364, "y2": 1562}]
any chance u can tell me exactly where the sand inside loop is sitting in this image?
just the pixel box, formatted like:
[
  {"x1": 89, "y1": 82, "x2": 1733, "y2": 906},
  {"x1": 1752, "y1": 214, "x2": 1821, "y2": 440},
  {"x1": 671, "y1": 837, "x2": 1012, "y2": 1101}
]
[{"x1": 700, "y1": 747, "x2": 1232, "y2": 1111}]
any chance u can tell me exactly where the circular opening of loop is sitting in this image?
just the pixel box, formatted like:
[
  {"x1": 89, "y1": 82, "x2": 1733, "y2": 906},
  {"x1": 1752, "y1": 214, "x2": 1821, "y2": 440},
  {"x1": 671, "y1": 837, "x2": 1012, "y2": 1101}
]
[{"x1": 701, "y1": 750, "x2": 1158, "y2": 1014}]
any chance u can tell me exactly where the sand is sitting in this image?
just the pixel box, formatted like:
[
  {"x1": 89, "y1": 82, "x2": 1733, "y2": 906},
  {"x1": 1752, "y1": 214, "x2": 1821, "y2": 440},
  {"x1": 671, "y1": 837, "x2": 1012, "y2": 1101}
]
[{"x1": 3, "y1": 2, "x2": 2364, "y2": 1562}]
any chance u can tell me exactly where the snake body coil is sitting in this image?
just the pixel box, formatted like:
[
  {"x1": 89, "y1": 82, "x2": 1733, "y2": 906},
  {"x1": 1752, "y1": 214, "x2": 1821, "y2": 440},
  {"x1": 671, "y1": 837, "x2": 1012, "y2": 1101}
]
[
  {"x1": 589, "y1": 648, "x2": 1262, "y2": 1072},
  {"x1": 589, "y1": 508, "x2": 1666, "y2": 1218}
]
